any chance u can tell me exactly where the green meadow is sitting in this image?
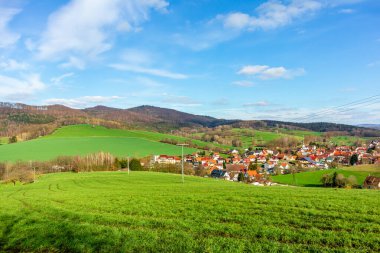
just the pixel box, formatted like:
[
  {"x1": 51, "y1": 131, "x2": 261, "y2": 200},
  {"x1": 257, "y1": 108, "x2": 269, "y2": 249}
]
[
  {"x1": 0, "y1": 125, "x2": 198, "y2": 162},
  {"x1": 1, "y1": 172, "x2": 379, "y2": 252},
  {"x1": 330, "y1": 136, "x2": 369, "y2": 146},
  {"x1": 272, "y1": 165, "x2": 380, "y2": 187},
  {"x1": 231, "y1": 128, "x2": 303, "y2": 147}
]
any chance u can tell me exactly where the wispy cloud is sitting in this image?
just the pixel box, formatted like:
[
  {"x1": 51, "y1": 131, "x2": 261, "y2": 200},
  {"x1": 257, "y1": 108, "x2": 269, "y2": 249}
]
[
  {"x1": 50, "y1": 72, "x2": 74, "y2": 85},
  {"x1": 0, "y1": 74, "x2": 46, "y2": 100},
  {"x1": 0, "y1": 58, "x2": 28, "y2": 71},
  {"x1": 338, "y1": 8, "x2": 355, "y2": 14},
  {"x1": 233, "y1": 80, "x2": 255, "y2": 87},
  {"x1": 223, "y1": 0, "x2": 322, "y2": 31},
  {"x1": 44, "y1": 95, "x2": 122, "y2": 108},
  {"x1": 36, "y1": 0, "x2": 168, "y2": 65},
  {"x1": 110, "y1": 64, "x2": 188, "y2": 79},
  {"x1": 237, "y1": 65, "x2": 305, "y2": 80},
  {"x1": 0, "y1": 7, "x2": 21, "y2": 48},
  {"x1": 162, "y1": 95, "x2": 201, "y2": 106},
  {"x1": 243, "y1": 101, "x2": 270, "y2": 107},
  {"x1": 174, "y1": 0, "x2": 363, "y2": 50}
]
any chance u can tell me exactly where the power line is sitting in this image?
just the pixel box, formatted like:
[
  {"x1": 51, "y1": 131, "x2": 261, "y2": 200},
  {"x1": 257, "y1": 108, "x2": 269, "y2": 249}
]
[
  {"x1": 293, "y1": 95, "x2": 380, "y2": 121},
  {"x1": 300, "y1": 98, "x2": 380, "y2": 122},
  {"x1": 291, "y1": 94, "x2": 380, "y2": 122}
]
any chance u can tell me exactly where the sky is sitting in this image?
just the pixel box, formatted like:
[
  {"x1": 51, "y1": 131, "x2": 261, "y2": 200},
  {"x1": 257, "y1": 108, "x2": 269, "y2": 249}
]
[{"x1": 0, "y1": 0, "x2": 379, "y2": 124}]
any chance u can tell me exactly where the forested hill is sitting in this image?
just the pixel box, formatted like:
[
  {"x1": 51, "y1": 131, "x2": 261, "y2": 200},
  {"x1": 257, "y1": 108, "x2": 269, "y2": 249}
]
[{"x1": 0, "y1": 102, "x2": 379, "y2": 139}]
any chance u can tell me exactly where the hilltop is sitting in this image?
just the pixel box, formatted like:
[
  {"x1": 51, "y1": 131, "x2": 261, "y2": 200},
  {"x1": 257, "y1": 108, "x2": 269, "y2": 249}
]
[{"x1": 1, "y1": 102, "x2": 379, "y2": 142}]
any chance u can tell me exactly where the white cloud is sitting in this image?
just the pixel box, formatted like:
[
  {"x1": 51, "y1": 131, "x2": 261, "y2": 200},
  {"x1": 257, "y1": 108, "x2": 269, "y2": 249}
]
[
  {"x1": 223, "y1": 12, "x2": 251, "y2": 30},
  {"x1": 233, "y1": 80, "x2": 255, "y2": 87},
  {"x1": 243, "y1": 0, "x2": 322, "y2": 31},
  {"x1": 45, "y1": 95, "x2": 122, "y2": 108},
  {"x1": 238, "y1": 65, "x2": 269, "y2": 75},
  {"x1": 50, "y1": 72, "x2": 74, "y2": 85},
  {"x1": 0, "y1": 58, "x2": 28, "y2": 71},
  {"x1": 175, "y1": 0, "x2": 364, "y2": 50},
  {"x1": 37, "y1": 0, "x2": 168, "y2": 62},
  {"x1": 339, "y1": 8, "x2": 355, "y2": 14},
  {"x1": 0, "y1": 8, "x2": 21, "y2": 48},
  {"x1": 60, "y1": 56, "x2": 86, "y2": 70},
  {"x1": 243, "y1": 101, "x2": 270, "y2": 107},
  {"x1": 162, "y1": 95, "x2": 201, "y2": 106},
  {"x1": 0, "y1": 74, "x2": 46, "y2": 100},
  {"x1": 237, "y1": 65, "x2": 305, "y2": 79},
  {"x1": 110, "y1": 64, "x2": 188, "y2": 79}
]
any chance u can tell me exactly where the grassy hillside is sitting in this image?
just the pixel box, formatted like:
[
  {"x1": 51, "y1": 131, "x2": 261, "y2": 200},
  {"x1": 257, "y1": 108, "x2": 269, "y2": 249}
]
[
  {"x1": 272, "y1": 165, "x2": 380, "y2": 187},
  {"x1": 1, "y1": 172, "x2": 379, "y2": 252},
  {"x1": 0, "y1": 125, "x2": 198, "y2": 162},
  {"x1": 49, "y1": 124, "x2": 231, "y2": 150}
]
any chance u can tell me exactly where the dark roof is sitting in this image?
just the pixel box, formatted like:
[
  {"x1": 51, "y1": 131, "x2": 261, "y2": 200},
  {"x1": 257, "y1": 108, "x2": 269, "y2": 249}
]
[
  {"x1": 364, "y1": 176, "x2": 380, "y2": 185},
  {"x1": 302, "y1": 157, "x2": 316, "y2": 164},
  {"x1": 210, "y1": 169, "x2": 227, "y2": 178}
]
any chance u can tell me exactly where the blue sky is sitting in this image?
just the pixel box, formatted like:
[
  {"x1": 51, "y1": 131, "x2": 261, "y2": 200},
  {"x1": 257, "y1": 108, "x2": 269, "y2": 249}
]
[{"x1": 0, "y1": 0, "x2": 379, "y2": 124}]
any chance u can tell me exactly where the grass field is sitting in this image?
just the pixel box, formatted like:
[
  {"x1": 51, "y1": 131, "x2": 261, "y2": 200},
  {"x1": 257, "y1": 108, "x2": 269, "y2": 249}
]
[
  {"x1": 272, "y1": 165, "x2": 380, "y2": 187},
  {"x1": 0, "y1": 137, "x2": 7, "y2": 145},
  {"x1": 1, "y1": 172, "x2": 379, "y2": 252},
  {"x1": 231, "y1": 128, "x2": 303, "y2": 147},
  {"x1": 330, "y1": 136, "x2": 369, "y2": 146},
  {"x1": 0, "y1": 125, "x2": 198, "y2": 162},
  {"x1": 280, "y1": 130, "x2": 323, "y2": 137}
]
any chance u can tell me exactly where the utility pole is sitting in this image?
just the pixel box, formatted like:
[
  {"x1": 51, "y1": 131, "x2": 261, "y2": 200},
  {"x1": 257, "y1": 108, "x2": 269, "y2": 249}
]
[
  {"x1": 30, "y1": 160, "x2": 35, "y2": 182},
  {"x1": 127, "y1": 156, "x2": 130, "y2": 175},
  {"x1": 177, "y1": 144, "x2": 189, "y2": 183}
]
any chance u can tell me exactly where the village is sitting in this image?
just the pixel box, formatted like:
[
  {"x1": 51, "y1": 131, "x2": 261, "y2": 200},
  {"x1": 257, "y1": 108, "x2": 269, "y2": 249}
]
[{"x1": 152, "y1": 140, "x2": 380, "y2": 184}]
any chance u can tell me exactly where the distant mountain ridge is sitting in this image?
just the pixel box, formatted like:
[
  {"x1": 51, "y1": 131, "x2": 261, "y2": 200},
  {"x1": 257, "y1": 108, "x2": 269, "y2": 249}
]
[
  {"x1": 1, "y1": 102, "x2": 379, "y2": 138},
  {"x1": 357, "y1": 124, "x2": 380, "y2": 130}
]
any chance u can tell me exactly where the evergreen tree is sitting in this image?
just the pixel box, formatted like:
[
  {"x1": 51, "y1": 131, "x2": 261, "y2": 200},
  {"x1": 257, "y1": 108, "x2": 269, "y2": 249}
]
[{"x1": 350, "y1": 154, "x2": 358, "y2": 166}]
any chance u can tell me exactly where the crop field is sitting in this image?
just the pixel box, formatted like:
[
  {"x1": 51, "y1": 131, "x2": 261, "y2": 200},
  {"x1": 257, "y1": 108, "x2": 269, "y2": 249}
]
[
  {"x1": 272, "y1": 165, "x2": 380, "y2": 187},
  {"x1": 0, "y1": 125, "x2": 198, "y2": 162},
  {"x1": 330, "y1": 136, "x2": 369, "y2": 146},
  {"x1": 279, "y1": 130, "x2": 323, "y2": 137},
  {"x1": 231, "y1": 128, "x2": 303, "y2": 147},
  {"x1": 0, "y1": 172, "x2": 379, "y2": 252}
]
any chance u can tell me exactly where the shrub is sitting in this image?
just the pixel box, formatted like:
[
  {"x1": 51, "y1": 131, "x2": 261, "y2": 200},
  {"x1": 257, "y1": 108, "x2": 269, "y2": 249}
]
[
  {"x1": 129, "y1": 159, "x2": 142, "y2": 171},
  {"x1": 237, "y1": 172, "x2": 244, "y2": 182},
  {"x1": 194, "y1": 165, "x2": 208, "y2": 177},
  {"x1": 335, "y1": 173, "x2": 346, "y2": 188},
  {"x1": 8, "y1": 136, "x2": 17, "y2": 144},
  {"x1": 321, "y1": 174, "x2": 333, "y2": 187},
  {"x1": 346, "y1": 175, "x2": 358, "y2": 188}
]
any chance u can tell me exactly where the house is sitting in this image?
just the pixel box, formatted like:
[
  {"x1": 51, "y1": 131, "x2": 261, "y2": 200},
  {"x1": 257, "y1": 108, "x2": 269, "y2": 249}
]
[
  {"x1": 363, "y1": 176, "x2": 380, "y2": 189},
  {"x1": 226, "y1": 164, "x2": 245, "y2": 172},
  {"x1": 210, "y1": 169, "x2": 230, "y2": 180},
  {"x1": 230, "y1": 149, "x2": 239, "y2": 155},
  {"x1": 246, "y1": 170, "x2": 258, "y2": 178},
  {"x1": 279, "y1": 162, "x2": 289, "y2": 170},
  {"x1": 154, "y1": 155, "x2": 181, "y2": 164}
]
